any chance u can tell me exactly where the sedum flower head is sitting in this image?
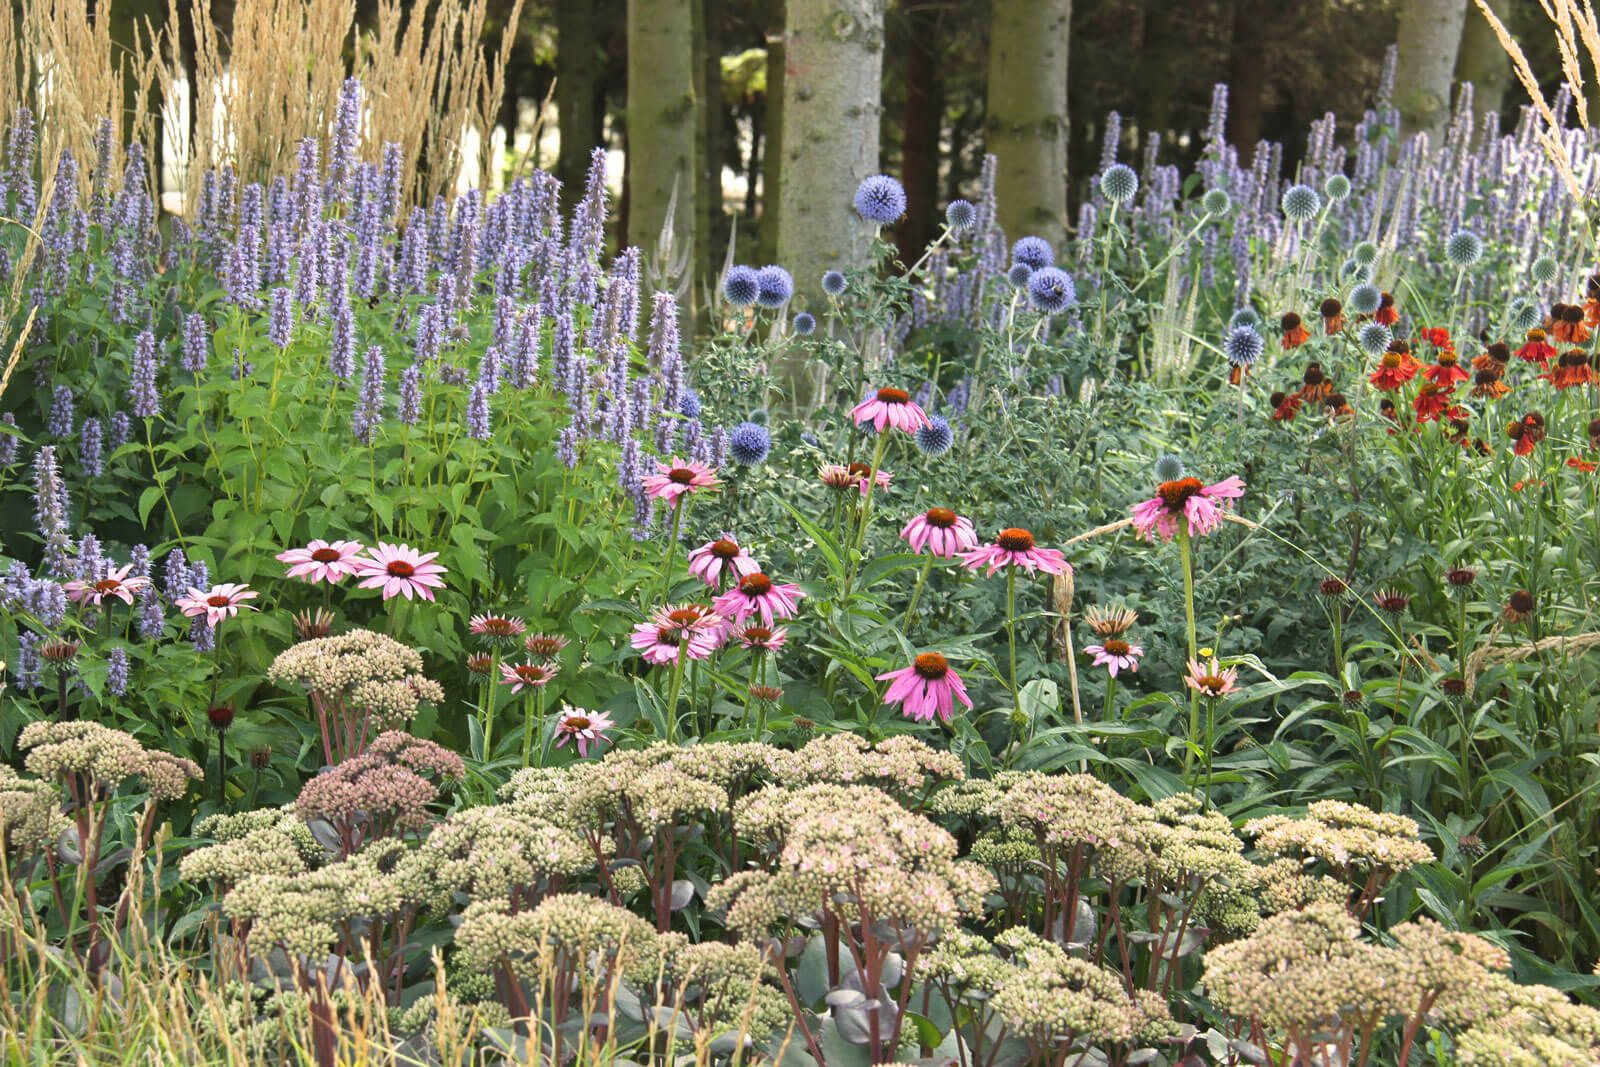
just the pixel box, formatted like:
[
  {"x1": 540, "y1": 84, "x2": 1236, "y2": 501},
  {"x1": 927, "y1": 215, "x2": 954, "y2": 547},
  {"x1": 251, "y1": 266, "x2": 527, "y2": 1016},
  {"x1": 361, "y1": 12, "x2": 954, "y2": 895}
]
[
  {"x1": 0, "y1": 765, "x2": 70, "y2": 856},
  {"x1": 455, "y1": 892, "x2": 658, "y2": 975},
  {"x1": 771, "y1": 732, "x2": 963, "y2": 798},
  {"x1": 991, "y1": 933, "x2": 1177, "y2": 1047},
  {"x1": 997, "y1": 772, "x2": 1155, "y2": 879},
  {"x1": 296, "y1": 730, "x2": 464, "y2": 834},
  {"x1": 19, "y1": 720, "x2": 200, "y2": 799},
  {"x1": 414, "y1": 802, "x2": 594, "y2": 902},
  {"x1": 1244, "y1": 799, "x2": 1434, "y2": 877},
  {"x1": 268, "y1": 629, "x2": 442, "y2": 729}
]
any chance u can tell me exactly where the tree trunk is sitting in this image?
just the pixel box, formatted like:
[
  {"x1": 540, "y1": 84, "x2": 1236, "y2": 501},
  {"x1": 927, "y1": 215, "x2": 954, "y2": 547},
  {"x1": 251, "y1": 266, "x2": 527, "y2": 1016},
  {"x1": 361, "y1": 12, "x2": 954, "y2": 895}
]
[
  {"x1": 757, "y1": 0, "x2": 785, "y2": 265},
  {"x1": 897, "y1": 0, "x2": 945, "y2": 258},
  {"x1": 696, "y1": 0, "x2": 725, "y2": 298},
  {"x1": 1455, "y1": 0, "x2": 1510, "y2": 121},
  {"x1": 985, "y1": 0, "x2": 1070, "y2": 247},
  {"x1": 775, "y1": 0, "x2": 887, "y2": 298},
  {"x1": 626, "y1": 0, "x2": 698, "y2": 262},
  {"x1": 1225, "y1": 0, "x2": 1269, "y2": 163},
  {"x1": 557, "y1": 0, "x2": 604, "y2": 210},
  {"x1": 1394, "y1": 0, "x2": 1469, "y2": 141}
]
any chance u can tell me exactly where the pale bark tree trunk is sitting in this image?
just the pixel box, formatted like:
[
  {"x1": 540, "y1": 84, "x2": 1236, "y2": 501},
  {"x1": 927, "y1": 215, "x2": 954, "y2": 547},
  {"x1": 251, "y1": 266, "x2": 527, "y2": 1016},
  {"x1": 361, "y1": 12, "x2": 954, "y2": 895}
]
[
  {"x1": 757, "y1": 1, "x2": 783, "y2": 265},
  {"x1": 1455, "y1": 0, "x2": 1511, "y2": 121},
  {"x1": 627, "y1": 0, "x2": 698, "y2": 262},
  {"x1": 985, "y1": 0, "x2": 1070, "y2": 247},
  {"x1": 1395, "y1": 0, "x2": 1469, "y2": 141},
  {"x1": 775, "y1": 0, "x2": 887, "y2": 301}
]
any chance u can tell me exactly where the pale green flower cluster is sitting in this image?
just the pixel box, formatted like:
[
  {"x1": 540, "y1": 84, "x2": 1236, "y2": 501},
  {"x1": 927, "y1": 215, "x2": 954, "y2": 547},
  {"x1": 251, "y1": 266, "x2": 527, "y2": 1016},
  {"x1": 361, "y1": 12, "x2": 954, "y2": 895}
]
[
  {"x1": 454, "y1": 892, "x2": 658, "y2": 976},
  {"x1": 267, "y1": 628, "x2": 442, "y2": 729},
  {"x1": 770, "y1": 732, "x2": 963, "y2": 796},
  {"x1": 988, "y1": 928, "x2": 1177, "y2": 1048},
  {"x1": 19, "y1": 720, "x2": 200, "y2": 799},
  {"x1": 414, "y1": 801, "x2": 594, "y2": 902},
  {"x1": 0, "y1": 764, "x2": 67, "y2": 856},
  {"x1": 1244, "y1": 799, "x2": 1435, "y2": 876}
]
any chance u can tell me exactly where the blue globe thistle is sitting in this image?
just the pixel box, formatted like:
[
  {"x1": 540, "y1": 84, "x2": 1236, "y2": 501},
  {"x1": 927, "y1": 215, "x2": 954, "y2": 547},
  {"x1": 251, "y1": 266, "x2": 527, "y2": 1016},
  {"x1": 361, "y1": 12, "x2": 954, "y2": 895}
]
[
  {"x1": 1007, "y1": 262, "x2": 1034, "y2": 288},
  {"x1": 1348, "y1": 283, "x2": 1382, "y2": 314},
  {"x1": 915, "y1": 415, "x2": 954, "y2": 457},
  {"x1": 821, "y1": 270, "x2": 847, "y2": 296},
  {"x1": 945, "y1": 199, "x2": 977, "y2": 230},
  {"x1": 1323, "y1": 174, "x2": 1351, "y2": 201},
  {"x1": 755, "y1": 264, "x2": 794, "y2": 308},
  {"x1": 1027, "y1": 267, "x2": 1076, "y2": 314},
  {"x1": 854, "y1": 174, "x2": 907, "y2": 225},
  {"x1": 723, "y1": 265, "x2": 759, "y2": 307},
  {"x1": 680, "y1": 389, "x2": 701, "y2": 418},
  {"x1": 1011, "y1": 236, "x2": 1054, "y2": 270},
  {"x1": 1281, "y1": 183, "x2": 1321, "y2": 222},
  {"x1": 1224, "y1": 324, "x2": 1265, "y2": 367},
  {"x1": 1531, "y1": 256, "x2": 1558, "y2": 284},
  {"x1": 727, "y1": 421, "x2": 771, "y2": 466},
  {"x1": 1099, "y1": 163, "x2": 1139, "y2": 204},
  {"x1": 1341, "y1": 260, "x2": 1372, "y2": 284},
  {"x1": 1510, "y1": 301, "x2": 1541, "y2": 333},
  {"x1": 1202, "y1": 188, "x2": 1232, "y2": 215},
  {"x1": 747, "y1": 407, "x2": 769, "y2": 424},
  {"x1": 1357, "y1": 321, "x2": 1392, "y2": 356},
  {"x1": 1228, "y1": 306, "x2": 1262, "y2": 331},
  {"x1": 1352, "y1": 240, "x2": 1379, "y2": 266},
  {"x1": 1444, "y1": 229, "x2": 1483, "y2": 267},
  {"x1": 1154, "y1": 454, "x2": 1185, "y2": 482},
  {"x1": 793, "y1": 311, "x2": 816, "y2": 335}
]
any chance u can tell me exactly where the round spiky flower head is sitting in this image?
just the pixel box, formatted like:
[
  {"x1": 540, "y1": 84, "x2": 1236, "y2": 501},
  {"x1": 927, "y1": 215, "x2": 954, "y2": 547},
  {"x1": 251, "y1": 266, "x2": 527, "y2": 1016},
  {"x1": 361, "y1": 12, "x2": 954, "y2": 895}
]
[
  {"x1": 853, "y1": 174, "x2": 906, "y2": 225},
  {"x1": 1202, "y1": 188, "x2": 1232, "y2": 215},
  {"x1": 1352, "y1": 240, "x2": 1378, "y2": 266},
  {"x1": 1340, "y1": 259, "x2": 1371, "y2": 284},
  {"x1": 1099, "y1": 163, "x2": 1138, "y2": 204},
  {"x1": 1348, "y1": 283, "x2": 1382, "y2": 315},
  {"x1": 1224, "y1": 324, "x2": 1264, "y2": 368},
  {"x1": 1229, "y1": 306, "x2": 1262, "y2": 331},
  {"x1": 916, "y1": 415, "x2": 954, "y2": 457},
  {"x1": 792, "y1": 311, "x2": 816, "y2": 335},
  {"x1": 1011, "y1": 236, "x2": 1054, "y2": 271},
  {"x1": 944, "y1": 199, "x2": 977, "y2": 230},
  {"x1": 1531, "y1": 255, "x2": 1559, "y2": 284},
  {"x1": 755, "y1": 265, "x2": 793, "y2": 308},
  {"x1": 1006, "y1": 262, "x2": 1033, "y2": 288},
  {"x1": 1027, "y1": 267, "x2": 1076, "y2": 314},
  {"x1": 1281, "y1": 183, "x2": 1321, "y2": 222},
  {"x1": 1445, "y1": 566, "x2": 1477, "y2": 590},
  {"x1": 1317, "y1": 576, "x2": 1349, "y2": 602},
  {"x1": 821, "y1": 270, "x2": 847, "y2": 296},
  {"x1": 728, "y1": 421, "x2": 771, "y2": 466},
  {"x1": 1373, "y1": 587, "x2": 1411, "y2": 616},
  {"x1": 1323, "y1": 173, "x2": 1351, "y2": 201},
  {"x1": 1154, "y1": 453, "x2": 1185, "y2": 482},
  {"x1": 1357, "y1": 321, "x2": 1393, "y2": 356},
  {"x1": 1444, "y1": 229, "x2": 1483, "y2": 267},
  {"x1": 1510, "y1": 300, "x2": 1541, "y2": 333},
  {"x1": 723, "y1": 265, "x2": 759, "y2": 307},
  {"x1": 1504, "y1": 588, "x2": 1536, "y2": 623}
]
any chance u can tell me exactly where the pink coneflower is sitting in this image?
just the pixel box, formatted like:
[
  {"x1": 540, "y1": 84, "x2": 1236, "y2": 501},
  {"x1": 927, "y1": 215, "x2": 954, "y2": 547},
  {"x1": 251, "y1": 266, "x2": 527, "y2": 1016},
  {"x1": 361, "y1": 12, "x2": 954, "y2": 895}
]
[
  {"x1": 688, "y1": 534, "x2": 759, "y2": 587},
  {"x1": 275, "y1": 539, "x2": 366, "y2": 584},
  {"x1": 641, "y1": 457, "x2": 720, "y2": 503},
  {"x1": 712, "y1": 572, "x2": 806, "y2": 626},
  {"x1": 735, "y1": 624, "x2": 787, "y2": 653},
  {"x1": 352, "y1": 543, "x2": 448, "y2": 601},
  {"x1": 175, "y1": 583, "x2": 258, "y2": 626},
  {"x1": 901, "y1": 507, "x2": 978, "y2": 558},
  {"x1": 851, "y1": 386, "x2": 933, "y2": 434},
  {"x1": 1084, "y1": 637, "x2": 1143, "y2": 677},
  {"x1": 1130, "y1": 475, "x2": 1245, "y2": 541},
  {"x1": 524, "y1": 633, "x2": 570, "y2": 659},
  {"x1": 499, "y1": 660, "x2": 560, "y2": 693},
  {"x1": 554, "y1": 707, "x2": 614, "y2": 757},
  {"x1": 960, "y1": 528, "x2": 1069, "y2": 576},
  {"x1": 471, "y1": 614, "x2": 528, "y2": 645},
  {"x1": 631, "y1": 605, "x2": 723, "y2": 665},
  {"x1": 65, "y1": 565, "x2": 151, "y2": 607},
  {"x1": 1185, "y1": 657, "x2": 1239, "y2": 698},
  {"x1": 877, "y1": 652, "x2": 972, "y2": 724}
]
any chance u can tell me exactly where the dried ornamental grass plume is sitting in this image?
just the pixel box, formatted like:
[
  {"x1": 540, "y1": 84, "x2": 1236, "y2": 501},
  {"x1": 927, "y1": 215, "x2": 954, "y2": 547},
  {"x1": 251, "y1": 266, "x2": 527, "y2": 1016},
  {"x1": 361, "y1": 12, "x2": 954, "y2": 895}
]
[
  {"x1": 19, "y1": 720, "x2": 201, "y2": 800},
  {"x1": 455, "y1": 892, "x2": 659, "y2": 977},
  {"x1": 771, "y1": 732, "x2": 963, "y2": 797}
]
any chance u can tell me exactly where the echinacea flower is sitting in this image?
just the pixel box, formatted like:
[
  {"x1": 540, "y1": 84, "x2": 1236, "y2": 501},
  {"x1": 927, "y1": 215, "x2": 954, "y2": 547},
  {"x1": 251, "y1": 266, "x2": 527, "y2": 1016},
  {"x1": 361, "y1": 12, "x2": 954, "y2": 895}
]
[
  {"x1": 961, "y1": 527, "x2": 1069, "y2": 576},
  {"x1": 1130, "y1": 475, "x2": 1246, "y2": 541},
  {"x1": 276, "y1": 539, "x2": 366, "y2": 584},
  {"x1": 1085, "y1": 637, "x2": 1143, "y2": 677},
  {"x1": 877, "y1": 652, "x2": 972, "y2": 724},
  {"x1": 642, "y1": 457, "x2": 720, "y2": 503},
  {"x1": 353, "y1": 542, "x2": 448, "y2": 601},
  {"x1": 470, "y1": 614, "x2": 528, "y2": 645},
  {"x1": 499, "y1": 660, "x2": 559, "y2": 693},
  {"x1": 1373, "y1": 587, "x2": 1411, "y2": 615},
  {"x1": 735, "y1": 624, "x2": 787, "y2": 653},
  {"x1": 65, "y1": 564, "x2": 151, "y2": 607},
  {"x1": 1084, "y1": 603, "x2": 1138, "y2": 637},
  {"x1": 175, "y1": 582, "x2": 258, "y2": 626},
  {"x1": 901, "y1": 507, "x2": 979, "y2": 558},
  {"x1": 631, "y1": 605, "x2": 723, "y2": 665},
  {"x1": 553, "y1": 706, "x2": 614, "y2": 757},
  {"x1": 713, "y1": 572, "x2": 805, "y2": 627},
  {"x1": 1185, "y1": 657, "x2": 1238, "y2": 698},
  {"x1": 852, "y1": 386, "x2": 933, "y2": 434},
  {"x1": 688, "y1": 534, "x2": 759, "y2": 587},
  {"x1": 524, "y1": 633, "x2": 570, "y2": 659}
]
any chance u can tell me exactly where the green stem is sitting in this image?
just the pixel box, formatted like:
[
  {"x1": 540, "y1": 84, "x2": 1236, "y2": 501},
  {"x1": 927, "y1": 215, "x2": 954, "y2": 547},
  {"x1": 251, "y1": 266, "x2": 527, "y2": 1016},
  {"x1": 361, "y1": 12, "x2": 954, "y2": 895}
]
[
  {"x1": 664, "y1": 655, "x2": 687, "y2": 744},
  {"x1": 1178, "y1": 527, "x2": 1200, "y2": 780},
  {"x1": 902, "y1": 554, "x2": 935, "y2": 631},
  {"x1": 844, "y1": 432, "x2": 890, "y2": 594},
  {"x1": 1104, "y1": 674, "x2": 1118, "y2": 723},
  {"x1": 520, "y1": 690, "x2": 537, "y2": 769},
  {"x1": 654, "y1": 497, "x2": 688, "y2": 605}
]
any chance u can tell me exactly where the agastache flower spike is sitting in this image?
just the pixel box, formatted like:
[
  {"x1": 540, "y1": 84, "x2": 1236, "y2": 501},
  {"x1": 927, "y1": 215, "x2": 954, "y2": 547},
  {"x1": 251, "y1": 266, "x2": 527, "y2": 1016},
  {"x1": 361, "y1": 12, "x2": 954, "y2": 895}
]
[{"x1": 128, "y1": 330, "x2": 160, "y2": 419}]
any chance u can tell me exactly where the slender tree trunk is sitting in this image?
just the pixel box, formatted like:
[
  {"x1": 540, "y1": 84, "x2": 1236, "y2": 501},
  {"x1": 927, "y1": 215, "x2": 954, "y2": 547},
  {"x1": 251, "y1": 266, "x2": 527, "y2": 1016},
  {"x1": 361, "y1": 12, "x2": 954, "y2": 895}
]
[
  {"x1": 696, "y1": 0, "x2": 725, "y2": 299},
  {"x1": 898, "y1": 0, "x2": 945, "y2": 258},
  {"x1": 985, "y1": 0, "x2": 1069, "y2": 247},
  {"x1": 107, "y1": 0, "x2": 166, "y2": 190},
  {"x1": 757, "y1": 0, "x2": 785, "y2": 265},
  {"x1": 776, "y1": 0, "x2": 886, "y2": 293},
  {"x1": 1225, "y1": 0, "x2": 1269, "y2": 163},
  {"x1": 626, "y1": 0, "x2": 697, "y2": 262},
  {"x1": 1455, "y1": 0, "x2": 1510, "y2": 121},
  {"x1": 557, "y1": 0, "x2": 603, "y2": 210},
  {"x1": 1394, "y1": 0, "x2": 1469, "y2": 141}
]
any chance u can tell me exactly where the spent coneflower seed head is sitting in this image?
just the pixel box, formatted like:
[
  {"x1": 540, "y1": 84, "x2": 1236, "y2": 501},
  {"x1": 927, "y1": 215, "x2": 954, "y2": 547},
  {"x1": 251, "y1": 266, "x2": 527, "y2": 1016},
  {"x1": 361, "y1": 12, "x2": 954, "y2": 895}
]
[
  {"x1": 1504, "y1": 589, "x2": 1536, "y2": 623},
  {"x1": 1084, "y1": 603, "x2": 1138, "y2": 637},
  {"x1": 1373, "y1": 588, "x2": 1411, "y2": 615}
]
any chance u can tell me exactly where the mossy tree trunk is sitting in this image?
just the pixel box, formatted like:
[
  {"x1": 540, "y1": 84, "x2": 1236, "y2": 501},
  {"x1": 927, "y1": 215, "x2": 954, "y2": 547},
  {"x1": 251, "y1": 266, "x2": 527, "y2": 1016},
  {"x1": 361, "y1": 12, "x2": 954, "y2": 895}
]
[
  {"x1": 1394, "y1": 0, "x2": 1469, "y2": 141},
  {"x1": 985, "y1": 0, "x2": 1069, "y2": 247},
  {"x1": 1455, "y1": 0, "x2": 1511, "y2": 122},
  {"x1": 626, "y1": 0, "x2": 698, "y2": 264}
]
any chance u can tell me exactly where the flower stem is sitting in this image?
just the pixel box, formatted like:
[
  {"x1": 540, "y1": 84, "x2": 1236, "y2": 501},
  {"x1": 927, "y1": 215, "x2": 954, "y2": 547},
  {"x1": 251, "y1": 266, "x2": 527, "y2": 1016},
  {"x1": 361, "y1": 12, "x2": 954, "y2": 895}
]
[
  {"x1": 655, "y1": 497, "x2": 687, "y2": 605},
  {"x1": 1178, "y1": 527, "x2": 1200, "y2": 780},
  {"x1": 902, "y1": 554, "x2": 935, "y2": 631},
  {"x1": 520, "y1": 691, "x2": 536, "y2": 769},
  {"x1": 844, "y1": 432, "x2": 890, "y2": 594},
  {"x1": 664, "y1": 654, "x2": 687, "y2": 744}
]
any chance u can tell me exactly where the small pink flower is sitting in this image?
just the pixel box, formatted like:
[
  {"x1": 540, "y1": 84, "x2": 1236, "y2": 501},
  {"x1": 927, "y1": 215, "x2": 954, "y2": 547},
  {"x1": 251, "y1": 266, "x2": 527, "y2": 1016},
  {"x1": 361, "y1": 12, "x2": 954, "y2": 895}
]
[
  {"x1": 1084, "y1": 638, "x2": 1143, "y2": 677},
  {"x1": 470, "y1": 614, "x2": 528, "y2": 645},
  {"x1": 851, "y1": 386, "x2": 933, "y2": 434},
  {"x1": 687, "y1": 534, "x2": 759, "y2": 588},
  {"x1": 554, "y1": 707, "x2": 614, "y2": 757},
  {"x1": 631, "y1": 605, "x2": 723, "y2": 665},
  {"x1": 65, "y1": 565, "x2": 151, "y2": 607},
  {"x1": 175, "y1": 582, "x2": 258, "y2": 626},
  {"x1": 735, "y1": 624, "x2": 787, "y2": 653},
  {"x1": 352, "y1": 542, "x2": 448, "y2": 601},
  {"x1": 820, "y1": 462, "x2": 892, "y2": 496},
  {"x1": 960, "y1": 528, "x2": 1069, "y2": 576},
  {"x1": 901, "y1": 507, "x2": 978, "y2": 558},
  {"x1": 1130, "y1": 475, "x2": 1246, "y2": 542},
  {"x1": 275, "y1": 539, "x2": 366, "y2": 584},
  {"x1": 712, "y1": 572, "x2": 805, "y2": 627},
  {"x1": 877, "y1": 652, "x2": 972, "y2": 724},
  {"x1": 641, "y1": 457, "x2": 720, "y2": 504},
  {"x1": 499, "y1": 660, "x2": 559, "y2": 693},
  {"x1": 1186, "y1": 656, "x2": 1239, "y2": 698}
]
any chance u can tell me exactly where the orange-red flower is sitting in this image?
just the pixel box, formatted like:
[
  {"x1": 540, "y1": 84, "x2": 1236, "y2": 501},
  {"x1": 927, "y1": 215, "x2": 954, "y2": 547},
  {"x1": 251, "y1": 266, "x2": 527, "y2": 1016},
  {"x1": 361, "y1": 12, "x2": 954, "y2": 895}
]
[
  {"x1": 1550, "y1": 303, "x2": 1590, "y2": 344},
  {"x1": 1369, "y1": 348, "x2": 1419, "y2": 391},
  {"x1": 1419, "y1": 326, "x2": 1456, "y2": 356},
  {"x1": 1375, "y1": 292, "x2": 1399, "y2": 326},
  {"x1": 1320, "y1": 297, "x2": 1345, "y2": 335},
  {"x1": 1547, "y1": 350, "x2": 1595, "y2": 389},
  {"x1": 1281, "y1": 312, "x2": 1311, "y2": 350},
  {"x1": 1413, "y1": 382, "x2": 1458, "y2": 422},
  {"x1": 1299, "y1": 361, "x2": 1333, "y2": 402},
  {"x1": 1269, "y1": 390, "x2": 1301, "y2": 422},
  {"x1": 1472, "y1": 341, "x2": 1512, "y2": 378},
  {"x1": 1515, "y1": 328, "x2": 1556, "y2": 365},
  {"x1": 1470, "y1": 369, "x2": 1510, "y2": 399},
  {"x1": 1508, "y1": 411, "x2": 1546, "y2": 456},
  {"x1": 1567, "y1": 457, "x2": 1598, "y2": 472},
  {"x1": 1423, "y1": 350, "x2": 1469, "y2": 387}
]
